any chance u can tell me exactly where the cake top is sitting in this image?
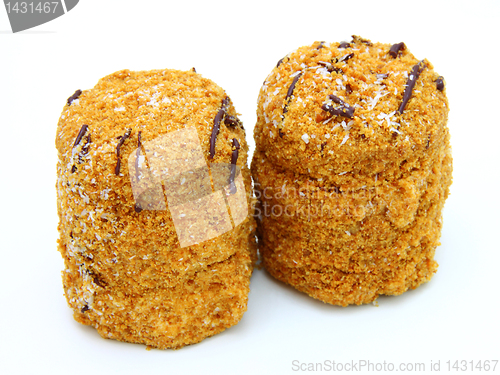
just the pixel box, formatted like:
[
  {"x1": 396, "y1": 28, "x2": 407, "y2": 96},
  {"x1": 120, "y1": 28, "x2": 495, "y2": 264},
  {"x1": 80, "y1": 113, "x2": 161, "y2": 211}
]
[
  {"x1": 255, "y1": 36, "x2": 449, "y2": 181},
  {"x1": 56, "y1": 68, "x2": 249, "y2": 222},
  {"x1": 57, "y1": 69, "x2": 247, "y2": 172}
]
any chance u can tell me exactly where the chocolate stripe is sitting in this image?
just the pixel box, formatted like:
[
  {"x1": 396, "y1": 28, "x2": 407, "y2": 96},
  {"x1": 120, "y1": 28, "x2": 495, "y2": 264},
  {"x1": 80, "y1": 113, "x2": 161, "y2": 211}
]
[
  {"x1": 286, "y1": 73, "x2": 302, "y2": 101},
  {"x1": 389, "y1": 42, "x2": 406, "y2": 58},
  {"x1": 67, "y1": 89, "x2": 82, "y2": 105},
  {"x1": 397, "y1": 60, "x2": 426, "y2": 114},
  {"x1": 229, "y1": 138, "x2": 241, "y2": 195},
  {"x1": 318, "y1": 61, "x2": 343, "y2": 74},
  {"x1": 283, "y1": 73, "x2": 303, "y2": 115},
  {"x1": 339, "y1": 41, "x2": 351, "y2": 49},
  {"x1": 321, "y1": 95, "x2": 355, "y2": 119},
  {"x1": 115, "y1": 128, "x2": 132, "y2": 175},
  {"x1": 73, "y1": 124, "x2": 88, "y2": 147},
  {"x1": 231, "y1": 138, "x2": 240, "y2": 165},
  {"x1": 71, "y1": 126, "x2": 91, "y2": 173},
  {"x1": 209, "y1": 97, "x2": 230, "y2": 159}
]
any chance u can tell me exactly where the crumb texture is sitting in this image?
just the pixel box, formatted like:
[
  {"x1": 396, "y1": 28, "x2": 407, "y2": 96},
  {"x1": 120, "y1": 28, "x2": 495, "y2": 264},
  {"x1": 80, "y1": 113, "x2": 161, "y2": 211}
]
[
  {"x1": 56, "y1": 69, "x2": 256, "y2": 349},
  {"x1": 252, "y1": 37, "x2": 452, "y2": 306}
]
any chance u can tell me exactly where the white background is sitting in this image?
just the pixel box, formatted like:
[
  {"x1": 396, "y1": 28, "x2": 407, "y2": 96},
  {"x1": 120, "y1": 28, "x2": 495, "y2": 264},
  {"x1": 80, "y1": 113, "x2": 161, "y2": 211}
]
[{"x1": 1, "y1": 1, "x2": 499, "y2": 374}]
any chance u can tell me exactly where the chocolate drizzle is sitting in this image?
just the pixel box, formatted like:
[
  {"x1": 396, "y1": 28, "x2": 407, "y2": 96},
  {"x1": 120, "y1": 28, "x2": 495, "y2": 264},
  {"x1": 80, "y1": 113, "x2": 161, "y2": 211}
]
[
  {"x1": 81, "y1": 305, "x2": 89, "y2": 313},
  {"x1": 318, "y1": 61, "x2": 343, "y2": 74},
  {"x1": 73, "y1": 125, "x2": 89, "y2": 147},
  {"x1": 209, "y1": 97, "x2": 230, "y2": 159},
  {"x1": 346, "y1": 83, "x2": 353, "y2": 94},
  {"x1": 229, "y1": 138, "x2": 241, "y2": 195},
  {"x1": 317, "y1": 41, "x2": 325, "y2": 49},
  {"x1": 67, "y1": 89, "x2": 82, "y2": 105},
  {"x1": 389, "y1": 42, "x2": 406, "y2": 58},
  {"x1": 397, "y1": 60, "x2": 426, "y2": 114},
  {"x1": 71, "y1": 125, "x2": 91, "y2": 173},
  {"x1": 436, "y1": 76, "x2": 445, "y2": 91},
  {"x1": 321, "y1": 95, "x2": 355, "y2": 119},
  {"x1": 115, "y1": 128, "x2": 131, "y2": 175},
  {"x1": 230, "y1": 139, "x2": 240, "y2": 166},
  {"x1": 283, "y1": 73, "x2": 303, "y2": 115},
  {"x1": 339, "y1": 42, "x2": 351, "y2": 49},
  {"x1": 92, "y1": 273, "x2": 106, "y2": 288},
  {"x1": 276, "y1": 57, "x2": 286, "y2": 68}
]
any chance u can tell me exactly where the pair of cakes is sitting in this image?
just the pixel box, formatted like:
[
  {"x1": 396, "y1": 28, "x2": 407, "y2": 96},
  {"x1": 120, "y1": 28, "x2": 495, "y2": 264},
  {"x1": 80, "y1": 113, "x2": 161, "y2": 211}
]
[
  {"x1": 252, "y1": 37, "x2": 452, "y2": 306},
  {"x1": 56, "y1": 70, "x2": 256, "y2": 349},
  {"x1": 55, "y1": 36, "x2": 452, "y2": 349}
]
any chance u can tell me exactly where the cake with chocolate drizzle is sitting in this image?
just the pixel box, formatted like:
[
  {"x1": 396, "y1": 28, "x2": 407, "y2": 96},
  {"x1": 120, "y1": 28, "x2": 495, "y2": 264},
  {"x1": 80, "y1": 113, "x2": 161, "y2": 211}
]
[
  {"x1": 56, "y1": 69, "x2": 256, "y2": 349},
  {"x1": 252, "y1": 36, "x2": 452, "y2": 306}
]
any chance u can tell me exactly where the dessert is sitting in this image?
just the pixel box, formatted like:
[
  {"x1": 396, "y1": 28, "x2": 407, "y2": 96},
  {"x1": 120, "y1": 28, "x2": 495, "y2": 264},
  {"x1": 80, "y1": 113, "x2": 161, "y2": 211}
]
[
  {"x1": 252, "y1": 36, "x2": 452, "y2": 306},
  {"x1": 56, "y1": 69, "x2": 256, "y2": 348}
]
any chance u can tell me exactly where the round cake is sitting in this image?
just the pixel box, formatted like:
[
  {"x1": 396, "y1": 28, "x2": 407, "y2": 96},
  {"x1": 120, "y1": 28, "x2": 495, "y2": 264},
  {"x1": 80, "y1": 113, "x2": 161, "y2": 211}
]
[
  {"x1": 251, "y1": 36, "x2": 452, "y2": 306},
  {"x1": 56, "y1": 69, "x2": 256, "y2": 349}
]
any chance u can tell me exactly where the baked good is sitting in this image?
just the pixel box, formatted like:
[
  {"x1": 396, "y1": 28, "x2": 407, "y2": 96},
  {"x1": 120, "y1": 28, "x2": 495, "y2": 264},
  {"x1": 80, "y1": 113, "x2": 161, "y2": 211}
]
[
  {"x1": 56, "y1": 69, "x2": 256, "y2": 348},
  {"x1": 252, "y1": 36, "x2": 452, "y2": 306}
]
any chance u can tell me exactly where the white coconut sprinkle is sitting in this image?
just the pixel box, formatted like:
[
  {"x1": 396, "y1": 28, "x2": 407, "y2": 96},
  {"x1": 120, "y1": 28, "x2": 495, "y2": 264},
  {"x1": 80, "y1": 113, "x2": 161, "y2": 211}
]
[
  {"x1": 323, "y1": 116, "x2": 334, "y2": 125},
  {"x1": 301, "y1": 133, "x2": 310, "y2": 144},
  {"x1": 340, "y1": 134, "x2": 349, "y2": 146},
  {"x1": 114, "y1": 107, "x2": 125, "y2": 111},
  {"x1": 368, "y1": 90, "x2": 389, "y2": 111}
]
